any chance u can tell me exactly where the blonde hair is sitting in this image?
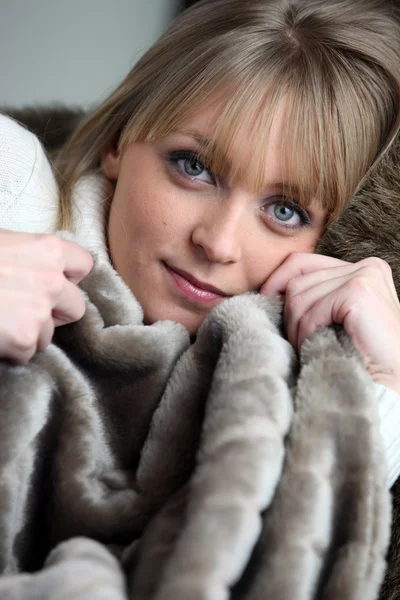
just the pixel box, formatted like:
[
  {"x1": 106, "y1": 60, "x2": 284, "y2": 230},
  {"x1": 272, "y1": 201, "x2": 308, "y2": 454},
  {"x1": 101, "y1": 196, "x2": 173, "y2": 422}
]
[{"x1": 56, "y1": 0, "x2": 400, "y2": 228}]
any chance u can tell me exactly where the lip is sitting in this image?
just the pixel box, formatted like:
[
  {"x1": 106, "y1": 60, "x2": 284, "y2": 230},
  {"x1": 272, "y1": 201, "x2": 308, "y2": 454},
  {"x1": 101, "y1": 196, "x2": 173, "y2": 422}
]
[{"x1": 164, "y1": 263, "x2": 230, "y2": 304}]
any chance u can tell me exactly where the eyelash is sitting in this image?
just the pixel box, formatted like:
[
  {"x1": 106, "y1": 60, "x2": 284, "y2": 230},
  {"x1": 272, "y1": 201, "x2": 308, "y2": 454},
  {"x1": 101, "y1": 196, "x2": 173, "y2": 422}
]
[
  {"x1": 262, "y1": 199, "x2": 312, "y2": 231},
  {"x1": 167, "y1": 150, "x2": 215, "y2": 183},
  {"x1": 166, "y1": 149, "x2": 311, "y2": 230}
]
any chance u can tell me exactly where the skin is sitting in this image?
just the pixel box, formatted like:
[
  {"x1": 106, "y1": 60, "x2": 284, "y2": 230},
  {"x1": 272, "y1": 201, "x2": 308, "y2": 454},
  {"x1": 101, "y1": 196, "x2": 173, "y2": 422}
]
[
  {"x1": 104, "y1": 101, "x2": 327, "y2": 334},
  {"x1": 0, "y1": 231, "x2": 92, "y2": 363},
  {"x1": 104, "y1": 98, "x2": 400, "y2": 394},
  {"x1": 261, "y1": 253, "x2": 400, "y2": 392},
  {"x1": 2, "y1": 99, "x2": 400, "y2": 393}
]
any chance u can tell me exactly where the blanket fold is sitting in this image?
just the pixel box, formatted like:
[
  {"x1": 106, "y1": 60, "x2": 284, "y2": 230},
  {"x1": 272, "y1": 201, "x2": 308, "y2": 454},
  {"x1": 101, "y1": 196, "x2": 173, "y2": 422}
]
[{"x1": 0, "y1": 245, "x2": 391, "y2": 599}]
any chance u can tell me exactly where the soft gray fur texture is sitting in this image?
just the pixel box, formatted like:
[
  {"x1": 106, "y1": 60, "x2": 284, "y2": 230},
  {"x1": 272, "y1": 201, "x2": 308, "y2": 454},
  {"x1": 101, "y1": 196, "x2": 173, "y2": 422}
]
[{"x1": 0, "y1": 236, "x2": 390, "y2": 599}]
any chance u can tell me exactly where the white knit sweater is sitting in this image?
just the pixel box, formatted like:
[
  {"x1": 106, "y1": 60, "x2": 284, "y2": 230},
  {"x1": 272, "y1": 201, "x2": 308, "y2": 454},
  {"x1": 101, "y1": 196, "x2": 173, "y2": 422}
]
[{"x1": 1, "y1": 113, "x2": 400, "y2": 487}]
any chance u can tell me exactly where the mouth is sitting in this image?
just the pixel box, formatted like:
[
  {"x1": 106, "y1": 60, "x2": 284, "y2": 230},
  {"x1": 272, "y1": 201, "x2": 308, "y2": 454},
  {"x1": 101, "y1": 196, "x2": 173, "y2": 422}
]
[{"x1": 163, "y1": 262, "x2": 230, "y2": 304}]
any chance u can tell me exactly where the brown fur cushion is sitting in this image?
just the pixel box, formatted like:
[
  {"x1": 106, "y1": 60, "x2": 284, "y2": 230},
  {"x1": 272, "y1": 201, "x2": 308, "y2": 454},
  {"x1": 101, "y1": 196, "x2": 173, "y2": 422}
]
[
  {"x1": 317, "y1": 133, "x2": 400, "y2": 295},
  {"x1": 1, "y1": 106, "x2": 84, "y2": 158}
]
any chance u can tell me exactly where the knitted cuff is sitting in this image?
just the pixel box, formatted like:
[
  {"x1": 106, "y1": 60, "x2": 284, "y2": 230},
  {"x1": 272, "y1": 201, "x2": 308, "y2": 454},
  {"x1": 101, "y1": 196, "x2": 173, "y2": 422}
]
[{"x1": 375, "y1": 382, "x2": 400, "y2": 488}]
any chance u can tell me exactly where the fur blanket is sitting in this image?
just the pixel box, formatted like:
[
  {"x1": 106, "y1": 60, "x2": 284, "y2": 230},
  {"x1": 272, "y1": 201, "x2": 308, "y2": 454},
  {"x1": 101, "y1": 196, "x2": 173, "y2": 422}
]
[
  {"x1": 318, "y1": 132, "x2": 400, "y2": 600},
  {"x1": 1, "y1": 106, "x2": 399, "y2": 598},
  {"x1": 0, "y1": 244, "x2": 391, "y2": 599}
]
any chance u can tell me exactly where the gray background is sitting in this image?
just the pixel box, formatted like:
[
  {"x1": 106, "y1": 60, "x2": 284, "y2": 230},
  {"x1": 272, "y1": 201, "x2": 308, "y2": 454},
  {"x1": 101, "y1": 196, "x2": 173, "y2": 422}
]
[{"x1": 0, "y1": 0, "x2": 179, "y2": 108}]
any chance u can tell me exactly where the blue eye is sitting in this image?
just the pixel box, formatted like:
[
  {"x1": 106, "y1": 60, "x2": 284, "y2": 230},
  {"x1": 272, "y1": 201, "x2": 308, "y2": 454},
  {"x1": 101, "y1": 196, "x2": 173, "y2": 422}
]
[
  {"x1": 167, "y1": 150, "x2": 215, "y2": 183},
  {"x1": 262, "y1": 198, "x2": 311, "y2": 230},
  {"x1": 274, "y1": 203, "x2": 295, "y2": 222},
  {"x1": 183, "y1": 157, "x2": 205, "y2": 177}
]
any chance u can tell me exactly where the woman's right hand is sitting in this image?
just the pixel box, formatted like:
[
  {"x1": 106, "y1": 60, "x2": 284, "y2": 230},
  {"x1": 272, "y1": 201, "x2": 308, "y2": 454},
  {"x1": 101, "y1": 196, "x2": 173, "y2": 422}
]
[{"x1": 0, "y1": 229, "x2": 93, "y2": 364}]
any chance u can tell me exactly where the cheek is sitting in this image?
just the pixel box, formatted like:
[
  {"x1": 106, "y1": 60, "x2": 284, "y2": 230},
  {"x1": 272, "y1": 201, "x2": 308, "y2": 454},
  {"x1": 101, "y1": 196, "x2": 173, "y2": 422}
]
[
  {"x1": 245, "y1": 234, "x2": 318, "y2": 290},
  {"x1": 115, "y1": 175, "x2": 156, "y2": 223},
  {"x1": 109, "y1": 171, "x2": 191, "y2": 250}
]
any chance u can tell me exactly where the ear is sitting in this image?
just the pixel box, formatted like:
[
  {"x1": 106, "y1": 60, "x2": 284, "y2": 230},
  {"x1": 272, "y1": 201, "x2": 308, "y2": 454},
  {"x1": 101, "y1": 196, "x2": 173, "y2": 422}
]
[{"x1": 101, "y1": 145, "x2": 121, "y2": 181}]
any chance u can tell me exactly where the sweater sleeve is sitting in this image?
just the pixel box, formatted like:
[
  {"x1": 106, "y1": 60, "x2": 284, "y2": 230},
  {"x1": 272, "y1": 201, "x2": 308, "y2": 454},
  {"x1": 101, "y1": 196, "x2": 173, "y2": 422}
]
[
  {"x1": 374, "y1": 382, "x2": 400, "y2": 488},
  {"x1": 0, "y1": 115, "x2": 58, "y2": 233}
]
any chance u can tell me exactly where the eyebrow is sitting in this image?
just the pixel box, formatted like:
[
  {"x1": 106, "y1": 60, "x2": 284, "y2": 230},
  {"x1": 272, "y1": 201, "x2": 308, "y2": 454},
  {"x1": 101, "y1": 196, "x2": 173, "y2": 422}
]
[
  {"x1": 267, "y1": 182, "x2": 302, "y2": 197},
  {"x1": 171, "y1": 128, "x2": 302, "y2": 198},
  {"x1": 171, "y1": 129, "x2": 219, "y2": 155}
]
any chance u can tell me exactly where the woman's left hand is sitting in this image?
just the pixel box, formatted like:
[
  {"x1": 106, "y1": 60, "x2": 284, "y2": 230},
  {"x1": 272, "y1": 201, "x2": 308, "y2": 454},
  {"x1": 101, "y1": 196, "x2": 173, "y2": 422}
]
[{"x1": 260, "y1": 253, "x2": 400, "y2": 394}]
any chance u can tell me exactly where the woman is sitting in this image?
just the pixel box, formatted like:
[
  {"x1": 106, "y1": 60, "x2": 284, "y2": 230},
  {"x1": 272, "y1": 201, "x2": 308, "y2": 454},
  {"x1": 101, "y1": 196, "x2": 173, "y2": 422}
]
[{"x1": 1, "y1": 0, "x2": 400, "y2": 478}]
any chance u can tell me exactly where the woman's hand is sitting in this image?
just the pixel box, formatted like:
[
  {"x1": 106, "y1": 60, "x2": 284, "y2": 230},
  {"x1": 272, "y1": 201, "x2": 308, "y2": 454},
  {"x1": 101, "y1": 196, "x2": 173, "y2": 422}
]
[
  {"x1": 0, "y1": 229, "x2": 93, "y2": 364},
  {"x1": 260, "y1": 253, "x2": 400, "y2": 394}
]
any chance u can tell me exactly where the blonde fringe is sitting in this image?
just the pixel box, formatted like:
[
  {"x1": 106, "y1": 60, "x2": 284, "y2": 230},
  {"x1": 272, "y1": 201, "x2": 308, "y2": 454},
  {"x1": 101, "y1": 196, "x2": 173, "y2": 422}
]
[{"x1": 55, "y1": 0, "x2": 400, "y2": 229}]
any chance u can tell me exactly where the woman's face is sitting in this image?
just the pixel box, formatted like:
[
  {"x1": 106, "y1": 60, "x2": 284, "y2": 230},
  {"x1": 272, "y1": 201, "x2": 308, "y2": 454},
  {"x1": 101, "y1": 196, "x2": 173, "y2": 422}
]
[{"x1": 103, "y1": 101, "x2": 327, "y2": 334}]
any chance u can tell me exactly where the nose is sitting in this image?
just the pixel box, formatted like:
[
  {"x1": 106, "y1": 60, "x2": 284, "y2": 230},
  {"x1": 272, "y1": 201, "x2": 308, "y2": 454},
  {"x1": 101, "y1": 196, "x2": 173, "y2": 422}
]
[{"x1": 191, "y1": 198, "x2": 243, "y2": 264}]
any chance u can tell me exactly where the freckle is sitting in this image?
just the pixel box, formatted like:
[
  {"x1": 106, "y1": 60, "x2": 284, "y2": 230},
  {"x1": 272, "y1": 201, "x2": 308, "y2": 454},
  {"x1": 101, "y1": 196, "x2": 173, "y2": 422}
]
[{"x1": 163, "y1": 221, "x2": 167, "y2": 226}]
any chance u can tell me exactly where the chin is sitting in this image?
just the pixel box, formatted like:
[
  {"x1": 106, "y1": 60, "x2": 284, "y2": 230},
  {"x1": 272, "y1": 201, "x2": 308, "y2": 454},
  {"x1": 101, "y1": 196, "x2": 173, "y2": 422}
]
[{"x1": 143, "y1": 303, "x2": 205, "y2": 335}]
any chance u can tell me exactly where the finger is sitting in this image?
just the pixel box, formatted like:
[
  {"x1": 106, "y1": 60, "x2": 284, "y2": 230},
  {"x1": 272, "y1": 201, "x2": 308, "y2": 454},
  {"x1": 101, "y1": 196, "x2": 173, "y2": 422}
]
[
  {"x1": 36, "y1": 316, "x2": 55, "y2": 352},
  {"x1": 261, "y1": 253, "x2": 351, "y2": 295},
  {"x1": 284, "y1": 263, "x2": 365, "y2": 299},
  {"x1": 0, "y1": 332, "x2": 36, "y2": 364},
  {"x1": 282, "y1": 259, "x2": 398, "y2": 325},
  {"x1": 284, "y1": 273, "x2": 354, "y2": 350},
  {"x1": 0, "y1": 267, "x2": 87, "y2": 326},
  {"x1": 295, "y1": 284, "x2": 358, "y2": 352},
  {"x1": 4, "y1": 342, "x2": 37, "y2": 365},
  {"x1": 62, "y1": 240, "x2": 94, "y2": 284},
  {"x1": 52, "y1": 279, "x2": 87, "y2": 326},
  {"x1": 0, "y1": 305, "x2": 39, "y2": 365},
  {"x1": 360, "y1": 257, "x2": 399, "y2": 304},
  {"x1": 0, "y1": 232, "x2": 93, "y2": 284},
  {"x1": 36, "y1": 236, "x2": 93, "y2": 284}
]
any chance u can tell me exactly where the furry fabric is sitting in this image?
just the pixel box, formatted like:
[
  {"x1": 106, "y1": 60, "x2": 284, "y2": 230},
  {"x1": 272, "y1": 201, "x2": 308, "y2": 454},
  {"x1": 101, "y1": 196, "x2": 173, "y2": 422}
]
[
  {"x1": 317, "y1": 132, "x2": 400, "y2": 600},
  {"x1": 317, "y1": 133, "x2": 400, "y2": 296},
  {"x1": 0, "y1": 105, "x2": 399, "y2": 598},
  {"x1": 0, "y1": 240, "x2": 390, "y2": 599}
]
